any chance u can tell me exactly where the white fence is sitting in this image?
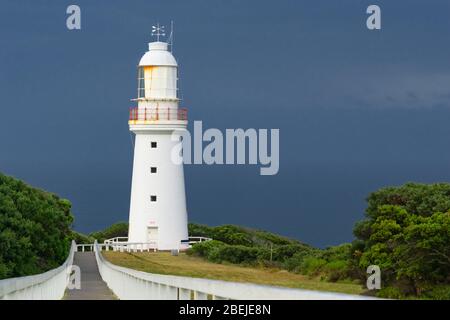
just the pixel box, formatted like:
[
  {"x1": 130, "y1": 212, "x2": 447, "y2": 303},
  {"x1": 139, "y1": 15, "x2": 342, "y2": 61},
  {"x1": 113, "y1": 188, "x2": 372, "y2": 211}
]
[
  {"x1": 102, "y1": 236, "x2": 210, "y2": 252},
  {"x1": 77, "y1": 242, "x2": 157, "y2": 253},
  {"x1": 188, "y1": 236, "x2": 212, "y2": 245},
  {"x1": 104, "y1": 237, "x2": 129, "y2": 244},
  {"x1": 0, "y1": 241, "x2": 76, "y2": 300},
  {"x1": 94, "y1": 241, "x2": 376, "y2": 300}
]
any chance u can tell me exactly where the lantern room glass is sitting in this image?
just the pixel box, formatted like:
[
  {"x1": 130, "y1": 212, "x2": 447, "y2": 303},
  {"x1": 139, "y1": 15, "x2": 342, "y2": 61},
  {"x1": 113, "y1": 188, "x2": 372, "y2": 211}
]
[{"x1": 137, "y1": 67, "x2": 145, "y2": 98}]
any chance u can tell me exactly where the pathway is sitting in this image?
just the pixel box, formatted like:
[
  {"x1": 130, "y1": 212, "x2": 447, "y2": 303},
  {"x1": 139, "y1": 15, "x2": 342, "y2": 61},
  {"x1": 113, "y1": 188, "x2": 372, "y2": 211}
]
[{"x1": 63, "y1": 252, "x2": 117, "y2": 300}]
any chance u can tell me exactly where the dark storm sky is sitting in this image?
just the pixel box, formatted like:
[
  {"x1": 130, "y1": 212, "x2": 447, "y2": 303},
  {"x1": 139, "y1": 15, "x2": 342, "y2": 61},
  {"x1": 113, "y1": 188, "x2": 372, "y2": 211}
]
[{"x1": 1, "y1": 0, "x2": 450, "y2": 247}]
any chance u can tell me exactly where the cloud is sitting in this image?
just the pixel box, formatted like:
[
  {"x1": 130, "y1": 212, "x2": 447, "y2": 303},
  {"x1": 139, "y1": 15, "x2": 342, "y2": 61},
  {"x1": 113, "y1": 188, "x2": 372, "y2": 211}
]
[{"x1": 333, "y1": 70, "x2": 450, "y2": 109}]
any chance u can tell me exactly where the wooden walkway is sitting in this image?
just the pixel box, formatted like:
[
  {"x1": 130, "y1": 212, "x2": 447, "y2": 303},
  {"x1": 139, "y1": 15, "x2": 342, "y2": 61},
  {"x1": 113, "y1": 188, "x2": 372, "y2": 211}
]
[{"x1": 63, "y1": 252, "x2": 117, "y2": 300}]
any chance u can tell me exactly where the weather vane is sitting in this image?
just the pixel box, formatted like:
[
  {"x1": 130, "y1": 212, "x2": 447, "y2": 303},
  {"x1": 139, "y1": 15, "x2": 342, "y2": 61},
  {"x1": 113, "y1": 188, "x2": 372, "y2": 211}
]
[{"x1": 151, "y1": 23, "x2": 166, "y2": 41}]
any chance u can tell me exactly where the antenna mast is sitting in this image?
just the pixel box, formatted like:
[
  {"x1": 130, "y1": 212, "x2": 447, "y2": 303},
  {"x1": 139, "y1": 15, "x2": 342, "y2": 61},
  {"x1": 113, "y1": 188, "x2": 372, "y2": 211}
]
[{"x1": 167, "y1": 21, "x2": 174, "y2": 52}]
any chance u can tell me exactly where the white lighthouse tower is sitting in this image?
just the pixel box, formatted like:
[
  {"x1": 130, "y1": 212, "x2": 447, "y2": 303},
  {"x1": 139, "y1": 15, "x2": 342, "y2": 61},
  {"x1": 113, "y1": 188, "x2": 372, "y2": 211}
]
[{"x1": 127, "y1": 26, "x2": 189, "y2": 250}]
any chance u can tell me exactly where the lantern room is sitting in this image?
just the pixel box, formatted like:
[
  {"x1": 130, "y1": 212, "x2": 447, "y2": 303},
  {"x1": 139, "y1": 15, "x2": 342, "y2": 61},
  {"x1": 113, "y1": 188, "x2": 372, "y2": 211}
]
[{"x1": 137, "y1": 41, "x2": 178, "y2": 101}]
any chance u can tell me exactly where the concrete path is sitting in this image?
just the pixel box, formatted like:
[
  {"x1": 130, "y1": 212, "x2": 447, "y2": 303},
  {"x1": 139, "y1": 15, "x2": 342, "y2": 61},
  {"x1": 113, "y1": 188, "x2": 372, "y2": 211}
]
[{"x1": 64, "y1": 252, "x2": 117, "y2": 300}]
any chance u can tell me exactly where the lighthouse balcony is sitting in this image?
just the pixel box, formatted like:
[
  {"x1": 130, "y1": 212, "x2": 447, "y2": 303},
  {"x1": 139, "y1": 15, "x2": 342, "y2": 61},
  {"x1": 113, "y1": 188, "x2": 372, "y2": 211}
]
[{"x1": 128, "y1": 107, "x2": 188, "y2": 125}]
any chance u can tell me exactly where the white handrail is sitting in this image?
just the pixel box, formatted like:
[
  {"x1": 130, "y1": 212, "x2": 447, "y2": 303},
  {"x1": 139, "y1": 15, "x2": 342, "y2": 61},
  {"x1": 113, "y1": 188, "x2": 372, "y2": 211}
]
[
  {"x1": 0, "y1": 241, "x2": 76, "y2": 300},
  {"x1": 188, "y1": 236, "x2": 212, "y2": 244},
  {"x1": 99, "y1": 242, "x2": 158, "y2": 252},
  {"x1": 93, "y1": 241, "x2": 377, "y2": 300},
  {"x1": 104, "y1": 236, "x2": 212, "y2": 247},
  {"x1": 104, "y1": 237, "x2": 129, "y2": 244}
]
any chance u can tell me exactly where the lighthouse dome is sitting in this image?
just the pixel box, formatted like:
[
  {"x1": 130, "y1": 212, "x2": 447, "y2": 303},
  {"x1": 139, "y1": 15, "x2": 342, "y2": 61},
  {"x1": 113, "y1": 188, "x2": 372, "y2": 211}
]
[{"x1": 139, "y1": 41, "x2": 177, "y2": 67}]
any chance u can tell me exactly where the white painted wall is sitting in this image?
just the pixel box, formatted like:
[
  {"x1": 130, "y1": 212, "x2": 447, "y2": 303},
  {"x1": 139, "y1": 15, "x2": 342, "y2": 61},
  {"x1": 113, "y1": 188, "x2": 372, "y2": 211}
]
[{"x1": 128, "y1": 129, "x2": 189, "y2": 249}]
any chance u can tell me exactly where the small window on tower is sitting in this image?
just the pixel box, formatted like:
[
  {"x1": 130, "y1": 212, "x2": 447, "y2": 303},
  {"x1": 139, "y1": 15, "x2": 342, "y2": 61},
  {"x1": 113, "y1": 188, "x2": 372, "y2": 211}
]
[
  {"x1": 151, "y1": 141, "x2": 157, "y2": 148},
  {"x1": 150, "y1": 195, "x2": 157, "y2": 202},
  {"x1": 150, "y1": 167, "x2": 157, "y2": 173}
]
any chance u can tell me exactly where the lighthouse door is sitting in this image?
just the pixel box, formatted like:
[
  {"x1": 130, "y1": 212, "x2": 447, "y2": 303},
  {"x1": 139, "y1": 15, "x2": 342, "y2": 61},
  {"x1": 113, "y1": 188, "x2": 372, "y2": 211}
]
[{"x1": 147, "y1": 227, "x2": 159, "y2": 244}]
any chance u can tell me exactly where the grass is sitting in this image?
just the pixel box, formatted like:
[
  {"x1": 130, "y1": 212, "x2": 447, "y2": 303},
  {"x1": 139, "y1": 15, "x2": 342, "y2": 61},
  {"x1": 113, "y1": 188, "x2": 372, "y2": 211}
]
[{"x1": 102, "y1": 251, "x2": 365, "y2": 295}]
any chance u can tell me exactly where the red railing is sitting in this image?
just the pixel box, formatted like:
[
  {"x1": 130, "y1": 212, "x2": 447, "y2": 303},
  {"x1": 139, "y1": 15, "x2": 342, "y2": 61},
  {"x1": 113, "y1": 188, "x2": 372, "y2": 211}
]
[{"x1": 129, "y1": 107, "x2": 188, "y2": 121}]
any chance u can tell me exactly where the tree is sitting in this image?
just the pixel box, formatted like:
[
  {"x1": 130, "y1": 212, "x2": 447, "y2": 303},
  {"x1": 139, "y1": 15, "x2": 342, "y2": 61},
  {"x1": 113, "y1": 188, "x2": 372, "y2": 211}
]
[
  {"x1": 354, "y1": 183, "x2": 450, "y2": 297},
  {"x1": 0, "y1": 173, "x2": 73, "y2": 279},
  {"x1": 89, "y1": 222, "x2": 129, "y2": 243}
]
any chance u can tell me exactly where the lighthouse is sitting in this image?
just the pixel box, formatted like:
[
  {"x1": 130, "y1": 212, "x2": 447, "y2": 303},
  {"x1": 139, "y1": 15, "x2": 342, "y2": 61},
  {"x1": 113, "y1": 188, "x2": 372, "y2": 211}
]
[{"x1": 127, "y1": 27, "x2": 189, "y2": 250}]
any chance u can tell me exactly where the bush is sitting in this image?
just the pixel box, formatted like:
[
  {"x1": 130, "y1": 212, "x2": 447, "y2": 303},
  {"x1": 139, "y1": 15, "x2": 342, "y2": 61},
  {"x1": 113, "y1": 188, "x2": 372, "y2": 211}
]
[
  {"x1": 188, "y1": 240, "x2": 266, "y2": 265},
  {"x1": 89, "y1": 222, "x2": 128, "y2": 243},
  {"x1": 188, "y1": 223, "x2": 357, "y2": 283},
  {"x1": 70, "y1": 231, "x2": 94, "y2": 244},
  {"x1": 0, "y1": 173, "x2": 74, "y2": 279},
  {"x1": 252, "y1": 230, "x2": 296, "y2": 246},
  {"x1": 283, "y1": 251, "x2": 315, "y2": 272},
  {"x1": 213, "y1": 245, "x2": 263, "y2": 264},
  {"x1": 188, "y1": 223, "x2": 214, "y2": 238},
  {"x1": 188, "y1": 223, "x2": 305, "y2": 248},
  {"x1": 187, "y1": 240, "x2": 226, "y2": 258},
  {"x1": 421, "y1": 285, "x2": 450, "y2": 300},
  {"x1": 272, "y1": 244, "x2": 312, "y2": 263},
  {"x1": 323, "y1": 260, "x2": 350, "y2": 282},
  {"x1": 210, "y1": 225, "x2": 254, "y2": 246},
  {"x1": 354, "y1": 183, "x2": 450, "y2": 298},
  {"x1": 299, "y1": 257, "x2": 327, "y2": 276},
  {"x1": 377, "y1": 286, "x2": 405, "y2": 299}
]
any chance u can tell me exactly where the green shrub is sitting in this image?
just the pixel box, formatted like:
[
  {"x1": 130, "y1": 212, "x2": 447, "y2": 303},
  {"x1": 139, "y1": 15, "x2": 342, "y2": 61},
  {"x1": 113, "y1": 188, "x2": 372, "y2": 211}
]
[
  {"x1": 70, "y1": 231, "x2": 94, "y2": 244},
  {"x1": 421, "y1": 285, "x2": 450, "y2": 300},
  {"x1": 283, "y1": 251, "x2": 314, "y2": 272},
  {"x1": 322, "y1": 244, "x2": 352, "y2": 261},
  {"x1": 188, "y1": 223, "x2": 306, "y2": 248},
  {"x1": 252, "y1": 230, "x2": 297, "y2": 246},
  {"x1": 188, "y1": 240, "x2": 267, "y2": 265},
  {"x1": 213, "y1": 245, "x2": 262, "y2": 264},
  {"x1": 89, "y1": 222, "x2": 128, "y2": 243},
  {"x1": 187, "y1": 240, "x2": 226, "y2": 258},
  {"x1": 210, "y1": 225, "x2": 254, "y2": 246},
  {"x1": 354, "y1": 183, "x2": 450, "y2": 297},
  {"x1": 0, "y1": 173, "x2": 74, "y2": 279},
  {"x1": 188, "y1": 223, "x2": 214, "y2": 238},
  {"x1": 324, "y1": 260, "x2": 350, "y2": 282},
  {"x1": 377, "y1": 286, "x2": 405, "y2": 299},
  {"x1": 188, "y1": 224, "x2": 357, "y2": 283},
  {"x1": 299, "y1": 257, "x2": 327, "y2": 276},
  {"x1": 272, "y1": 244, "x2": 312, "y2": 263}
]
